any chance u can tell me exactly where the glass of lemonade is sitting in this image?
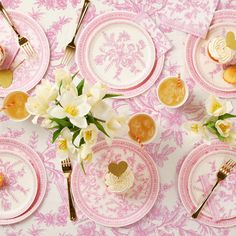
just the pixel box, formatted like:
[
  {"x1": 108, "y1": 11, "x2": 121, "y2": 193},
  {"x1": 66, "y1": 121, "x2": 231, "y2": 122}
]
[
  {"x1": 157, "y1": 76, "x2": 189, "y2": 108},
  {"x1": 128, "y1": 113, "x2": 157, "y2": 144},
  {"x1": 3, "y1": 91, "x2": 30, "y2": 121}
]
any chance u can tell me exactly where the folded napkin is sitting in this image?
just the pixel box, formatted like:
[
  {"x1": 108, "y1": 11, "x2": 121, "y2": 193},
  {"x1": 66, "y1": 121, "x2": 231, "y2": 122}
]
[
  {"x1": 134, "y1": 12, "x2": 172, "y2": 57},
  {"x1": 155, "y1": 0, "x2": 219, "y2": 38}
]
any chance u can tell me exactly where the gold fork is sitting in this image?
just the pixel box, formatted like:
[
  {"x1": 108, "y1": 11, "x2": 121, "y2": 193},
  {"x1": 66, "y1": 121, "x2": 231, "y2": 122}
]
[
  {"x1": 0, "y1": 1, "x2": 36, "y2": 58},
  {"x1": 61, "y1": 0, "x2": 90, "y2": 66},
  {"x1": 192, "y1": 159, "x2": 236, "y2": 219},
  {"x1": 61, "y1": 158, "x2": 77, "y2": 221}
]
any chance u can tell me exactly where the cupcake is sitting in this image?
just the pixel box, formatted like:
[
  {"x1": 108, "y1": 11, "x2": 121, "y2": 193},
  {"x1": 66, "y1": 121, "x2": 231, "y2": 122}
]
[
  {"x1": 223, "y1": 65, "x2": 236, "y2": 84},
  {"x1": 207, "y1": 37, "x2": 235, "y2": 64},
  {"x1": 105, "y1": 161, "x2": 134, "y2": 193},
  {"x1": 0, "y1": 46, "x2": 6, "y2": 66}
]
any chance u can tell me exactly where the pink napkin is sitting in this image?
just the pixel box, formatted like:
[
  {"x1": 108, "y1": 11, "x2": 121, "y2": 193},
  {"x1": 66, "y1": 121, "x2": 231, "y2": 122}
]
[
  {"x1": 156, "y1": 0, "x2": 219, "y2": 39},
  {"x1": 134, "y1": 13, "x2": 172, "y2": 57}
]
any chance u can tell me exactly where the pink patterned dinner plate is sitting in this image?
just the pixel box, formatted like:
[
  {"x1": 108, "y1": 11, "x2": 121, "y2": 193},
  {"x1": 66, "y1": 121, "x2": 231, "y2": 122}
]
[
  {"x1": 0, "y1": 150, "x2": 38, "y2": 219},
  {"x1": 0, "y1": 11, "x2": 50, "y2": 97},
  {"x1": 71, "y1": 139, "x2": 160, "y2": 227},
  {"x1": 178, "y1": 141, "x2": 236, "y2": 227},
  {"x1": 0, "y1": 138, "x2": 47, "y2": 225},
  {"x1": 186, "y1": 10, "x2": 236, "y2": 98},
  {"x1": 76, "y1": 11, "x2": 165, "y2": 98},
  {"x1": 76, "y1": 13, "x2": 155, "y2": 90}
]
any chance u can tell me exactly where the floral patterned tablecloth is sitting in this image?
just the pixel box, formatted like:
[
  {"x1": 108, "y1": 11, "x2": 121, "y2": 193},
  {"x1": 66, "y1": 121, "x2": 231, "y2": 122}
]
[{"x1": 0, "y1": 0, "x2": 236, "y2": 235}]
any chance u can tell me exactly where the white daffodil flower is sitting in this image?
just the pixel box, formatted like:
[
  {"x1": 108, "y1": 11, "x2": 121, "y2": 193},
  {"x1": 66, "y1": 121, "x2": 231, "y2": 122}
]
[
  {"x1": 57, "y1": 127, "x2": 77, "y2": 155},
  {"x1": 83, "y1": 81, "x2": 107, "y2": 106},
  {"x1": 105, "y1": 114, "x2": 129, "y2": 138},
  {"x1": 81, "y1": 124, "x2": 98, "y2": 145},
  {"x1": 215, "y1": 119, "x2": 232, "y2": 138},
  {"x1": 26, "y1": 80, "x2": 58, "y2": 118},
  {"x1": 205, "y1": 95, "x2": 233, "y2": 116},
  {"x1": 48, "y1": 92, "x2": 91, "y2": 128},
  {"x1": 78, "y1": 144, "x2": 93, "y2": 163}
]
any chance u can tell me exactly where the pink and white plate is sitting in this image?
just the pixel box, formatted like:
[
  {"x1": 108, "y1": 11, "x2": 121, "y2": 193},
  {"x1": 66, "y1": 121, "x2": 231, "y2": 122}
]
[
  {"x1": 71, "y1": 139, "x2": 160, "y2": 227},
  {"x1": 0, "y1": 11, "x2": 50, "y2": 97},
  {"x1": 0, "y1": 150, "x2": 37, "y2": 219},
  {"x1": 0, "y1": 138, "x2": 47, "y2": 225},
  {"x1": 186, "y1": 10, "x2": 236, "y2": 98},
  {"x1": 76, "y1": 11, "x2": 165, "y2": 98},
  {"x1": 179, "y1": 141, "x2": 236, "y2": 227}
]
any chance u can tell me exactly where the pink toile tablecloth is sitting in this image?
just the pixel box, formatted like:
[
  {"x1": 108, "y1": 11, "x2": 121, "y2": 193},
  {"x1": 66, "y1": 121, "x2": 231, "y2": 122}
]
[{"x1": 1, "y1": 0, "x2": 236, "y2": 235}]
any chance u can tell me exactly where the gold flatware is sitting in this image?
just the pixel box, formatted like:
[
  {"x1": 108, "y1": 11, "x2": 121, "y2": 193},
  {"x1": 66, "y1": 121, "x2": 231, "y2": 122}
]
[
  {"x1": 61, "y1": 158, "x2": 77, "y2": 221},
  {"x1": 0, "y1": 1, "x2": 36, "y2": 58},
  {"x1": 61, "y1": 0, "x2": 90, "y2": 66},
  {"x1": 192, "y1": 159, "x2": 236, "y2": 219}
]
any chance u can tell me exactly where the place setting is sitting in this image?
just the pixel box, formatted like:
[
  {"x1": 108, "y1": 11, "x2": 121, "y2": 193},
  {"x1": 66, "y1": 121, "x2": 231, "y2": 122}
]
[{"x1": 0, "y1": 1, "x2": 50, "y2": 97}]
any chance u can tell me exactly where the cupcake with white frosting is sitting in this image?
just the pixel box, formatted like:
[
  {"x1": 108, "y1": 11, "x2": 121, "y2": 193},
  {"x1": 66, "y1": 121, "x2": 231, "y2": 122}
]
[
  {"x1": 105, "y1": 161, "x2": 134, "y2": 193},
  {"x1": 0, "y1": 46, "x2": 6, "y2": 66},
  {"x1": 207, "y1": 37, "x2": 235, "y2": 64}
]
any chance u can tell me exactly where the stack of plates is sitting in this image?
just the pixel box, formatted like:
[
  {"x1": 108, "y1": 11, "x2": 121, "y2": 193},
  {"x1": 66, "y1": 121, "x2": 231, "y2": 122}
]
[
  {"x1": 75, "y1": 11, "x2": 165, "y2": 98},
  {"x1": 0, "y1": 138, "x2": 47, "y2": 225}
]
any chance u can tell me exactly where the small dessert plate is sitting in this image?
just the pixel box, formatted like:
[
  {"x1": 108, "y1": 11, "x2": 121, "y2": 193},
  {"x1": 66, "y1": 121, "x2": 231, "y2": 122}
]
[
  {"x1": 76, "y1": 14, "x2": 155, "y2": 90},
  {"x1": 179, "y1": 141, "x2": 236, "y2": 227},
  {"x1": 71, "y1": 139, "x2": 160, "y2": 227},
  {"x1": 186, "y1": 10, "x2": 236, "y2": 98},
  {"x1": 0, "y1": 150, "x2": 38, "y2": 219}
]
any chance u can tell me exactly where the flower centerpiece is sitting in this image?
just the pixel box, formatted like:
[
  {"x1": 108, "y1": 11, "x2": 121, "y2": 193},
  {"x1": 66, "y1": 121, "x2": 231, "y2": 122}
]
[
  {"x1": 185, "y1": 95, "x2": 236, "y2": 145},
  {"x1": 26, "y1": 69, "x2": 128, "y2": 173}
]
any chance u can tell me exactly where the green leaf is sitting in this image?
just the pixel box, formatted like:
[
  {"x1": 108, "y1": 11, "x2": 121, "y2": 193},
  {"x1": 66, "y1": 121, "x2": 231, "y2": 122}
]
[
  {"x1": 72, "y1": 129, "x2": 81, "y2": 147},
  {"x1": 52, "y1": 127, "x2": 63, "y2": 143},
  {"x1": 79, "y1": 137, "x2": 85, "y2": 146},
  {"x1": 51, "y1": 118, "x2": 72, "y2": 127},
  {"x1": 80, "y1": 161, "x2": 86, "y2": 175},
  {"x1": 72, "y1": 70, "x2": 80, "y2": 80},
  {"x1": 58, "y1": 80, "x2": 62, "y2": 95},
  {"x1": 76, "y1": 79, "x2": 84, "y2": 96},
  {"x1": 218, "y1": 113, "x2": 236, "y2": 120},
  {"x1": 87, "y1": 115, "x2": 110, "y2": 137},
  {"x1": 103, "y1": 93, "x2": 122, "y2": 99}
]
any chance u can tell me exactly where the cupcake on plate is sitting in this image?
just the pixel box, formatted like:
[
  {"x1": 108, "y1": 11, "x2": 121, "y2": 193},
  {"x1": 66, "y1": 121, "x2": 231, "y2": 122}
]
[
  {"x1": 0, "y1": 46, "x2": 6, "y2": 66},
  {"x1": 207, "y1": 37, "x2": 235, "y2": 64},
  {"x1": 105, "y1": 161, "x2": 134, "y2": 193}
]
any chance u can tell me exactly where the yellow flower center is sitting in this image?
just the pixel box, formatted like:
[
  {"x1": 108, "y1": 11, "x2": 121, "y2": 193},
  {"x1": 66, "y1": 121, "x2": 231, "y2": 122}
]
[
  {"x1": 84, "y1": 153, "x2": 93, "y2": 163},
  {"x1": 191, "y1": 124, "x2": 199, "y2": 133},
  {"x1": 58, "y1": 139, "x2": 68, "y2": 151},
  {"x1": 65, "y1": 105, "x2": 78, "y2": 117},
  {"x1": 84, "y1": 130, "x2": 92, "y2": 141},
  {"x1": 219, "y1": 123, "x2": 230, "y2": 133},
  {"x1": 211, "y1": 101, "x2": 222, "y2": 113}
]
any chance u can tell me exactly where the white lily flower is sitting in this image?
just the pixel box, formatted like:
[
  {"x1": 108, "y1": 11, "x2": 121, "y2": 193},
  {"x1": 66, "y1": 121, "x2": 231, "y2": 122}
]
[
  {"x1": 81, "y1": 124, "x2": 98, "y2": 145},
  {"x1": 78, "y1": 143, "x2": 93, "y2": 163},
  {"x1": 41, "y1": 118, "x2": 57, "y2": 129},
  {"x1": 184, "y1": 121, "x2": 210, "y2": 140},
  {"x1": 215, "y1": 119, "x2": 232, "y2": 138},
  {"x1": 57, "y1": 127, "x2": 78, "y2": 155},
  {"x1": 48, "y1": 91, "x2": 91, "y2": 128},
  {"x1": 83, "y1": 81, "x2": 107, "y2": 106},
  {"x1": 205, "y1": 95, "x2": 233, "y2": 116},
  {"x1": 26, "y1": 80, "x2": 58, "y2": 117},
  {"x1": 90, "y1": 100, "x2": 111, "y2": 121},
  {"x1": 105, "y1": 114, "x2": 129, "y2": 138}
]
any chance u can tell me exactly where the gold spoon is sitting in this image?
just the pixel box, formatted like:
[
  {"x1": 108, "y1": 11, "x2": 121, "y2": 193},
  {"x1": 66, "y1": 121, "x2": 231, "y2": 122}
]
[{"x1": 0, "y1": 60, "x2": 25, "y2": 88}]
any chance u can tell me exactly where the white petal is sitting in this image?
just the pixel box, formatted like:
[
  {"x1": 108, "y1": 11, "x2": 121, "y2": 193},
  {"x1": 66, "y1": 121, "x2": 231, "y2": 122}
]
[
  {"x1": 60, "y1": 91, "x2": 76, "y2": 107},
  {"x1": 70, "y1": 117, "x2": 88, "y2": 128},
  {"x1": 78, "y1": 102, "x2": 91, "y2": 116},
  {"x1": 48, "y1": 106, "x2": 66, "y2": 118}
]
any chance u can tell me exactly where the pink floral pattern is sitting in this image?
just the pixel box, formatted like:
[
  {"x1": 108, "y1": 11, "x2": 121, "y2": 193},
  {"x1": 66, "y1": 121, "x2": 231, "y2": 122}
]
[
  {"x1": 0, "y1": 0, "x2": 235, "y2": 235},
  {"x1": 94, "y1": 31, "x2": 146, "y2": 81}
]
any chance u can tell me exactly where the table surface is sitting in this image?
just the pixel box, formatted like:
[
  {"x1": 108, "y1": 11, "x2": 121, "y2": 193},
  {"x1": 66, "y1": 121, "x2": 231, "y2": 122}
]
[{"x1": 1, "y1": 0, "x2": 236, "y2": 235}]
